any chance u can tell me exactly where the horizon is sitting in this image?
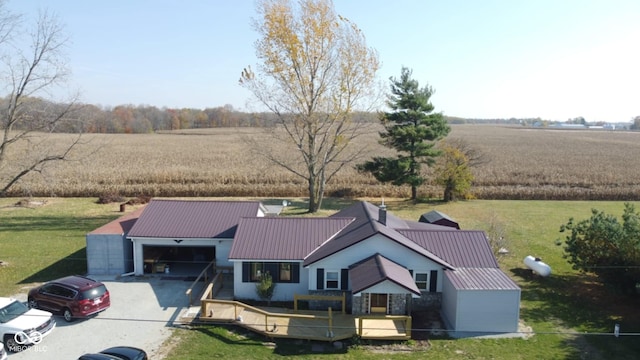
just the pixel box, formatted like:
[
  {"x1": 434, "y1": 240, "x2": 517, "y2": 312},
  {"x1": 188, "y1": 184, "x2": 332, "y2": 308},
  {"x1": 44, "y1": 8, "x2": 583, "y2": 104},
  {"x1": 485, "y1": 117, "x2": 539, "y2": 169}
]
[{"x1": 9, "y1": 0, "x2": 640, "y2": 123}]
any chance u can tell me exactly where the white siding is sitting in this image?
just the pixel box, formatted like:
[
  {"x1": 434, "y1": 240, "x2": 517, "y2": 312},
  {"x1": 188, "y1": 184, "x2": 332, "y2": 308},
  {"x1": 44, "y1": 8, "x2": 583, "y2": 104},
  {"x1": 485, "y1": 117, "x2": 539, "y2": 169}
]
[
  {"x1": 307, "y1": 234, "x2": 444, "y2": 291},
  {"x1": 441, "y1": 274, "x2": 521, "y2": 334},
  {"x1": 455, "y1": 289, "x2": 520, "y2": 333},
  {"x1": 232, "y1": 262, "x2": 309, "y2": 301}
]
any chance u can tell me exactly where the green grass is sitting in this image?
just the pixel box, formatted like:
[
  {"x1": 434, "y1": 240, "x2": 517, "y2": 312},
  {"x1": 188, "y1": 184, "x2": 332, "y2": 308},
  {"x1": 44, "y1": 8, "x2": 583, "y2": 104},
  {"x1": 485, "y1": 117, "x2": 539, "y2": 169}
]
[{"x1": 0, "y1": 197, "x2": 638, "y2": 359}]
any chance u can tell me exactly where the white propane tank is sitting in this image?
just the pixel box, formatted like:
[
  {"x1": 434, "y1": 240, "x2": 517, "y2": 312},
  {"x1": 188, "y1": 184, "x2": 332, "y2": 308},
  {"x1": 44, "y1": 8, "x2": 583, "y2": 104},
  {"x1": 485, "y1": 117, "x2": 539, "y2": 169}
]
[{"x1": 524, "y1": 255, "x2": 552, "y2": 277}]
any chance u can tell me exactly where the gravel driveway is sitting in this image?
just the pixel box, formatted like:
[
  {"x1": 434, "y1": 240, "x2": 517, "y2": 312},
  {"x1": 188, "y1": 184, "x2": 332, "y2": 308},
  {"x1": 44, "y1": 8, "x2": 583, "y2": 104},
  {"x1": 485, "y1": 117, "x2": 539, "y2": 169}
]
[{"x1": 8, "y1": 275, "x2": 198, "y2": 360}]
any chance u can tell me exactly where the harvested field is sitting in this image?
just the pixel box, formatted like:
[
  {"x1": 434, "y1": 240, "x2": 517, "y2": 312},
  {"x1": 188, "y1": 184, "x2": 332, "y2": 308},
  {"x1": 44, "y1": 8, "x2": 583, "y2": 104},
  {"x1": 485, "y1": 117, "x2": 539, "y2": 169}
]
[{"x1": 5, "y1": 125, "x2": 640, "y2": 200}]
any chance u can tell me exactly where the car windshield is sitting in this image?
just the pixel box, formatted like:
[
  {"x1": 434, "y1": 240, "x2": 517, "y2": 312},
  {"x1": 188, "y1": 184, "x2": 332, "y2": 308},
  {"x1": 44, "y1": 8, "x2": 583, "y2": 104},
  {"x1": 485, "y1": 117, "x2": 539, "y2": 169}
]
[
  {"x1": 80, "y1": 285, "x2": 107, "y2": 300},
  {"x1": 0, "y1": 300, "x2": 29, "y2": 323}
]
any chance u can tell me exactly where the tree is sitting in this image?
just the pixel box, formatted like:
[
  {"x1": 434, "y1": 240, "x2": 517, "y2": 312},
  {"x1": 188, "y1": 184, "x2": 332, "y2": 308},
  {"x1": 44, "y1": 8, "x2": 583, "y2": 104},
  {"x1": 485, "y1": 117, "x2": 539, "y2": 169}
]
[
  {"x1": 434, "y1": 138, "x2": 488, "y2": 202},
  {"x1": 434, "y1": 143, "x2": 473, "y2": 201},
  {"x1": 239, "y1": 0, "x2": 380, "y2": 213},
  {"x1": 255, "y1": 271, "x2": 276, "y2": 305},
  {"x1": 0, "y1": 5, "x2": 83, "y2": 196},
  {"x1": 559, "y1": 203, "x2": 640, "y2": 295},
  {"x1": 357, "y1": 67, "x2": 450, "y2": 201},
  {"x1": 631, "y1": 116, "x2": 640, "y2": 130}
]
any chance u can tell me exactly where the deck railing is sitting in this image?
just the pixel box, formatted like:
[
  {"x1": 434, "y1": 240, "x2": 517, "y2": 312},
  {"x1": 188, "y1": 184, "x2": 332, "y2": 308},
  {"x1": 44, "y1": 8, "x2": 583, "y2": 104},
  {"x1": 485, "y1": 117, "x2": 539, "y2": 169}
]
[{"x1": 185, "y1": 259, "x2": 216, "y2": 305}]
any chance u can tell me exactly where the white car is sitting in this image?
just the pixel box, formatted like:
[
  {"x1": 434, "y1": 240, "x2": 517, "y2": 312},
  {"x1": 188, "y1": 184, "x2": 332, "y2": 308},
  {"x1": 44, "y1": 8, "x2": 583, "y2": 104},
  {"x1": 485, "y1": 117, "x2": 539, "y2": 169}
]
[{"x1": 0, "y1": 297, "x2": 56, "y2": 353}]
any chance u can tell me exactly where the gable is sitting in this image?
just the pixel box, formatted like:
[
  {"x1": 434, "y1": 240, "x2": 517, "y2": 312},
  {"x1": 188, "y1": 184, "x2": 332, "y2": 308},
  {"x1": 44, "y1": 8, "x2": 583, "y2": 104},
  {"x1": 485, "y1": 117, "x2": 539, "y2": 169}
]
[
  {"x1": 349, "y1": 254, "x2": 421, "y2": 296},
  {"x1": 303, "y1": 201, "x2": 455, "y2": 268}
]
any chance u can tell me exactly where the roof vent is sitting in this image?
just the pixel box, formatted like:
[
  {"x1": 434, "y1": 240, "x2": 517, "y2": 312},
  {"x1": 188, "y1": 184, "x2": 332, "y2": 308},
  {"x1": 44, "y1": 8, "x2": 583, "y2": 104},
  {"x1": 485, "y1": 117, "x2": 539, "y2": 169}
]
[{"x1": 378, "y1": 201, "x2": 387, "y2": 226}]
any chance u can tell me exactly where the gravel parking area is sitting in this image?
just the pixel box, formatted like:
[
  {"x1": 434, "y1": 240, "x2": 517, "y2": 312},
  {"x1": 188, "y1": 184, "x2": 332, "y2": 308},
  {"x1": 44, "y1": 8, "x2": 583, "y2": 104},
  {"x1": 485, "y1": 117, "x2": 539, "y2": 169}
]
[{"x1": 8, "y1": 275, "x2": 198, "y2": 360}]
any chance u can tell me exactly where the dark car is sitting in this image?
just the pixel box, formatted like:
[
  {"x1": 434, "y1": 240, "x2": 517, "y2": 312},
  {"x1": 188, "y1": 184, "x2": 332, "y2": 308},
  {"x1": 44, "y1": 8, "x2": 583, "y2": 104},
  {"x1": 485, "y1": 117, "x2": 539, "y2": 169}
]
[
  {"x1": 27, "y1": 275, "x2": 110, "y2": 322},
  {"x1": 78, "y1": 346, "x2": 148, "y2": 360}
]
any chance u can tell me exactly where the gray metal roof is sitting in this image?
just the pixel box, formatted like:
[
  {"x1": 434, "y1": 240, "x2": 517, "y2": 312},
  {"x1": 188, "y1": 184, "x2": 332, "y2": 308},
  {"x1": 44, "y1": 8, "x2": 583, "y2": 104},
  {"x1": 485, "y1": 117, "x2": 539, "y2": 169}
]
[
  {"x1": 303, "y1": 201, "x2": 455, "y2": 269},
  {"x1": 228, "y1": 217, "x2": 354, "y2": 260},
  {"x1": 127, "y1": 199, "x2": 263, "y2": 238},
  {"x1": 398, "y1": 229, "x2": 498, "y2": 268},
  {"x1": 445, "y1": 268, "x2": 520, "y2": 290},
  {"x1": 349, "y1": 254, "x2": 421, "y2": 296}
]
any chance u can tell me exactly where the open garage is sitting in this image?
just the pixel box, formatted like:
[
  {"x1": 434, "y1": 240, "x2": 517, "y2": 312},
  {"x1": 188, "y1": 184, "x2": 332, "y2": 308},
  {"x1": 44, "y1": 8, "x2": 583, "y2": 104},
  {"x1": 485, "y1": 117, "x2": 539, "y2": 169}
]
[{"x1": 141, "y1": 245, "x2": 216, "y2": 274}]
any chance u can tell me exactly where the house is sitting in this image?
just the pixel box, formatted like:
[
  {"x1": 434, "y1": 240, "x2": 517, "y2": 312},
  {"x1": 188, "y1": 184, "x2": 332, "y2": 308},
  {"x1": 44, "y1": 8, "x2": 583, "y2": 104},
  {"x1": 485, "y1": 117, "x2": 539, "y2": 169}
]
[{"x1": 86, "y1": 199, "x2": 521, "y2": 336}]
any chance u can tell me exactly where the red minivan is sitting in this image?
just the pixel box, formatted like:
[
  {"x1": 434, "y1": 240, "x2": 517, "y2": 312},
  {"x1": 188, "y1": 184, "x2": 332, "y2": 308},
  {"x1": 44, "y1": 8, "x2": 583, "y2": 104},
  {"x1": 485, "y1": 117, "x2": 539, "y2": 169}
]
[{"x1": 27, "y1": 275, "x2": 110, "y2": 322}]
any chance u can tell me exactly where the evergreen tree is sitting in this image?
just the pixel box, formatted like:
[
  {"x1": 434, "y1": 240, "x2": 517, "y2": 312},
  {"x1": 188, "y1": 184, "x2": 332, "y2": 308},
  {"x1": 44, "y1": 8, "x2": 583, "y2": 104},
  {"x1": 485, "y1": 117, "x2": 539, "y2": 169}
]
[{"x1": 358, "y1": 67, "x2": 450, "y2": 200}]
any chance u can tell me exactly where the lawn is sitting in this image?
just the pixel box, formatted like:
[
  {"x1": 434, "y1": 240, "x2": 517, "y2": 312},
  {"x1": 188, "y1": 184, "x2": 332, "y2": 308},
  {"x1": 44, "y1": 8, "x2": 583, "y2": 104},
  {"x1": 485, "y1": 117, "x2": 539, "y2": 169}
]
[{"x1": 0, "y1": 197, "x2": 638, "y2": 359}]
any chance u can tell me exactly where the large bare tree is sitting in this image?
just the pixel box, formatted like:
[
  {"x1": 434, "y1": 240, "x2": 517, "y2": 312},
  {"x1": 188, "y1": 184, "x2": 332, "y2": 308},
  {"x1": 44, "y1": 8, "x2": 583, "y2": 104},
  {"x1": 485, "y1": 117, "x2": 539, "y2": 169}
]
[
  {"x1": 0, "y1": 3, "x2": 82, "y2": 196},
  {"x1": 240, "y1": 0, "x2": 380, "y2": 212}
]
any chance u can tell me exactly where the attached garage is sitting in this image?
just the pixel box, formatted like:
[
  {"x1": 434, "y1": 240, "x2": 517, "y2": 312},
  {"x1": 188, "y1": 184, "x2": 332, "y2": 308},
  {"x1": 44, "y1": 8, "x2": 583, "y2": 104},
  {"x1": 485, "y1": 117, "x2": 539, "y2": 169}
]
[{"x1": 441, "y1": 268, "x2": 521, "y2": 336}]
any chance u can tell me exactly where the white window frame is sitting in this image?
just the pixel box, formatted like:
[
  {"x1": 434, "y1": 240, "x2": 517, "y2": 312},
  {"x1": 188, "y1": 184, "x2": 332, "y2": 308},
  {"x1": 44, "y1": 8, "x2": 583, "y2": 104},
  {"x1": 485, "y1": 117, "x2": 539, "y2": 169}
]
[
  {"x1": 415, "y1": 272, "x2": 428, "y2": 291},
  {"x1": 325, "y1": 270, "x2": 340, "y2": 289}
]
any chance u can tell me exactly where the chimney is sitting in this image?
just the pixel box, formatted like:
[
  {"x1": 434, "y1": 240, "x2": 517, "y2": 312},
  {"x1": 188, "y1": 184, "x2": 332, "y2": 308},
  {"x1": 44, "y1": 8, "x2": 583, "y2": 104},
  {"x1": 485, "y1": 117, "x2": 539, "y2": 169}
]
[{"x1": 378, "y1": 203, "x2": 387, "y2": 226}]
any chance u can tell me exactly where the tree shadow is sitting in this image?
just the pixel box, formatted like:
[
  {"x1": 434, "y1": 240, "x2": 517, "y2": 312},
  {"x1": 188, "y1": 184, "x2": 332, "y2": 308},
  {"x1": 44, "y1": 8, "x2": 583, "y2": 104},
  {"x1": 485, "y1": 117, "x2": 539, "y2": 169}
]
[{"x1": 19, "y1": 248, "x2": 88, "y2": 284}]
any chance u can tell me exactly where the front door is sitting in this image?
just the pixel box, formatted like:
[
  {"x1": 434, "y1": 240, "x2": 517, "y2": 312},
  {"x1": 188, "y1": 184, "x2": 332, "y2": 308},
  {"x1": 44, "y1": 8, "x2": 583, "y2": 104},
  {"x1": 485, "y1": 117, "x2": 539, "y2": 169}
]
[{"x1": 369, "y1": 293, "x2": 388, "y2": 314}]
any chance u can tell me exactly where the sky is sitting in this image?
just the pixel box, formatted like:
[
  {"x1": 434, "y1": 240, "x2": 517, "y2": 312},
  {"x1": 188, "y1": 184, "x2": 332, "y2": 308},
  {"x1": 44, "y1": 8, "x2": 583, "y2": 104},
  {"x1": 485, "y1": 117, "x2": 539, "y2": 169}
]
[{"x1": 9, "y1": 0, "x2": 640, "y2": 122}]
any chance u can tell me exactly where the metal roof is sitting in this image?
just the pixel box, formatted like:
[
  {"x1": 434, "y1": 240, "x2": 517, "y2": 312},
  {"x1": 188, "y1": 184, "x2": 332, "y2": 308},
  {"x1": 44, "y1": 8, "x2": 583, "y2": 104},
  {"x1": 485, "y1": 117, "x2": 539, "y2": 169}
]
[
  {"x1": 228, "y1": 217, "x2": 354, "y2": 260},
  {"x1": 127, "y1": 199, "x2": 263, "y2": 238},
  {"x1": 349, "y1": 254, "x2": 421, "y2": 296},
  {"x1": 88, "y1": 207, "x2": 145, "y2": 235},
  {"x1": 445, "y1": 268, "x2": 520, "y2": 290},
  {"x1": 398, "y1": 229, "x2": 499, "y2": 268},
  {"x1": 303, "y1": 201, "x2": 455, "y2": 269}
]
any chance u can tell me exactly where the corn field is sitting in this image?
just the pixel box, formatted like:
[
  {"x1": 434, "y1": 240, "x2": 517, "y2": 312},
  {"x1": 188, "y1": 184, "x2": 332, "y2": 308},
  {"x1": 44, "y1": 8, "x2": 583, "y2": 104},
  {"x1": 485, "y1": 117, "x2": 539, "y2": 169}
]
[{"x1": 5, "y1": 125, "x2": 640, "y2": 201}]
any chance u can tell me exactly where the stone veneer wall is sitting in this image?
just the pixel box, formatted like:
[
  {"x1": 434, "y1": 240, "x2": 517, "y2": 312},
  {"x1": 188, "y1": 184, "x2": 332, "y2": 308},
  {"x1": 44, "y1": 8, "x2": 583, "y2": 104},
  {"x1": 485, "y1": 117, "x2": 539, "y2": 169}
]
[
  {"x1": 352, "y1": 292, "x2": 442, "y2": 315},
  {"x1": 307, "y1": 290, "x2": 351, "y2": 312},
  {"x1": 412, "y1": 292, "x2": 442, "y2": 311}
]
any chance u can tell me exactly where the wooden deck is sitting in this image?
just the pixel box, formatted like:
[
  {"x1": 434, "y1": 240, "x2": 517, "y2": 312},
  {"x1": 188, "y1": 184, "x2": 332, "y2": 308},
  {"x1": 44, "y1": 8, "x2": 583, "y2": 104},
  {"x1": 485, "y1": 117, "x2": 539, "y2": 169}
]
[{"x1": 199, "y1": 299, "x2": 411, "y2": 341}]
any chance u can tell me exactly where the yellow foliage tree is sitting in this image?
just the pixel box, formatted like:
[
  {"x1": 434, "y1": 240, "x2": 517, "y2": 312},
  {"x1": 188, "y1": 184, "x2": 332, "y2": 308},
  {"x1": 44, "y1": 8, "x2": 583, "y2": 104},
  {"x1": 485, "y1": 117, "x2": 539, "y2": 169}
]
[
  {"x1": 240, "y1": 0, "x2": 380, "y2": 212},
  {"x1": 434, "y1": 144, "x2": 474, "y2": 202}
]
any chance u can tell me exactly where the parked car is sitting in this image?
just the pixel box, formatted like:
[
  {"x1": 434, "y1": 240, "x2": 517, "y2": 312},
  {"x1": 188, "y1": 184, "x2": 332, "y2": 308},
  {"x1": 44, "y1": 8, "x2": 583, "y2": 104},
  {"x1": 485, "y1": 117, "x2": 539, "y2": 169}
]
[
  {"x1": 78, "y1": 346, "x2": 148, "y2": 360},
  {"x1": 0, "y1": 297, "x2": 56, "y2": 352},
  {"x1": 27, "y1": 275, "x2": 110, "y2": 322}
]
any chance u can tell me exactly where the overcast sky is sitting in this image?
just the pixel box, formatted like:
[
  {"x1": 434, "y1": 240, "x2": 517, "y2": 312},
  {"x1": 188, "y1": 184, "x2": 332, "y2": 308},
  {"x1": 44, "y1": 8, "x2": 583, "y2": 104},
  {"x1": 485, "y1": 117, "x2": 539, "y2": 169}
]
[{"x1": 10, "y1": 0, "x2": 640, "y2": 122}]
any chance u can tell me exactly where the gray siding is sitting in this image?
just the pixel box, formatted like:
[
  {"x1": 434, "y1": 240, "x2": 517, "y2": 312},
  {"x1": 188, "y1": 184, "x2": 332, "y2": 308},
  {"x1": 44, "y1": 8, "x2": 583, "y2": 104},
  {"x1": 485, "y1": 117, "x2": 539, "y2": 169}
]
[{"x1": 86, "y1": 234, "x2": 133, "y2": 275}]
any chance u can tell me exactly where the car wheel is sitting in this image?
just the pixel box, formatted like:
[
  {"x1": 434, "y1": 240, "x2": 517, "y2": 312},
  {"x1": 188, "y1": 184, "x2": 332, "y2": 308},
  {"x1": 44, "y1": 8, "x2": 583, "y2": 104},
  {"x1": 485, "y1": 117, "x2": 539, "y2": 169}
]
[
  {"x1": 63, "y1": 308, "x2": 74, "y2": 322},
  {"x1": 27, "y1": 297, "x2": 38, "y2": 309},
  {"x1": 4, "y1": 334, "x2": 19, "y2": 353}
]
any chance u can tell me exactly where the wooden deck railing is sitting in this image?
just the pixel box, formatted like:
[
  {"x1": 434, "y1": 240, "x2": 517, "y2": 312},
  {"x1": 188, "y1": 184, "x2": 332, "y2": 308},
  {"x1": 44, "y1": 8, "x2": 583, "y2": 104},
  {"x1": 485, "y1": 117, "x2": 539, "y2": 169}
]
[
  {"x1": 293, "y1": 292, "x2": 346, "y2": 314},
  {"x1": 185, "y1": 259, "x2": 216, "y2": 305}
]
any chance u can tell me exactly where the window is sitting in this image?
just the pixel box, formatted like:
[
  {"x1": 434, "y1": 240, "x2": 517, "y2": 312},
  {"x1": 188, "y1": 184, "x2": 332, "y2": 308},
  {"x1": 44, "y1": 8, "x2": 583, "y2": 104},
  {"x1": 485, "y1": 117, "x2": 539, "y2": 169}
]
[
  {"x1": 250, "y1": 262, "x2": 264, "y2": 281},
  {"x1": 415, "y1": 273, "x2": 428, "y2": 290},
  {"x1": 244, "y1": 262, "x2": 299, "y2": 283},
  {"x1": 279, "y1": 263, "x2": 291, "y2": 282},
  {"x1": 326, "y1": 271, "x2": 339, "y2": 289}
]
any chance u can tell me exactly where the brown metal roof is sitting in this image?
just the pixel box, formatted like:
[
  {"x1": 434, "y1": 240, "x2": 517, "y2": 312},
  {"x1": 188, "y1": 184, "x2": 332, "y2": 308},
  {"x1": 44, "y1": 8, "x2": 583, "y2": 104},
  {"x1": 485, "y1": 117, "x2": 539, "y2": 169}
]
[
  {"x1": 398, "y1": 229, "x2": 499, "y2": 268},
  {"x1": 445, "y1": 268, "x2": 520, "y2": 290},
  {"x1": 88, "y1": 207, "x2": 146, "y2": 235},
  {"x1": 127, "y1": 199, "x2": 263, "y2": 238},
  {"x1": 229, "y1": 217, "x2": 354, "y2": 260},
  {"x1": 349, "y1": 254, "x2": 421, "y2": 296},
  {"x1": 303, "y1": 201, "x2": 455, "y2": 269}
]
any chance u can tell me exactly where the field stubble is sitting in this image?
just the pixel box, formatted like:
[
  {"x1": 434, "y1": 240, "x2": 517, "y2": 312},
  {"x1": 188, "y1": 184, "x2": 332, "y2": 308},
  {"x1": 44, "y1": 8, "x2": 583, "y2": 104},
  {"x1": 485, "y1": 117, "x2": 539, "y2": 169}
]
[{"x1": 6, "y1": 125, "x2": 640, "y2": 200}]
